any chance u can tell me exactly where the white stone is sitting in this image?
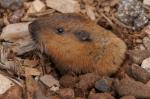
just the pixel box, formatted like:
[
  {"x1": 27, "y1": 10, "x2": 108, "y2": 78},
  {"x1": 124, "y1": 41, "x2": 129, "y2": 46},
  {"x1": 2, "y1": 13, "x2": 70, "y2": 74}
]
[
  {"x1": 141, "y1": 57, "x2": 150, "y2": 72},
  {"x1": 28, "y1": 0, "x2": 45, "y2": 14},
  {"x1": 46, "y1": 0, "x2": 80, "y2": 13},
  {"x1": 0, "y1": 74, "x2": 14, "y2": 94}
]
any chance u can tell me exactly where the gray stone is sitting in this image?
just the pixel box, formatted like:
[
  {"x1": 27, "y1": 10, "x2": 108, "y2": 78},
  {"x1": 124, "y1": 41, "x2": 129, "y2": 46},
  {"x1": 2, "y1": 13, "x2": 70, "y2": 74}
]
[
  {"x1": 95, "y1": 77, "x2": 113, "y2": 92},
  {"x1": 0, "y1": 0, "x2": 23, "y2": 10}
]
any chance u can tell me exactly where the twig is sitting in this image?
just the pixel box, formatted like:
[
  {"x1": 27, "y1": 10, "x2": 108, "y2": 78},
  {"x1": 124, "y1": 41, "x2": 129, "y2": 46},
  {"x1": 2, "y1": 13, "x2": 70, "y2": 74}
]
[
  {"x1": 100, "y1": 13, "x2": 124, "y2": 37},
  {"x1": 28, "y1": 9, "x2": 55, "y2": 17},
  {"x1": 111, "y1": 15, "x2": 134, "y2": 30},
  {"x1": 100, "y1": 13, "x2": 114, "y2": 27}
]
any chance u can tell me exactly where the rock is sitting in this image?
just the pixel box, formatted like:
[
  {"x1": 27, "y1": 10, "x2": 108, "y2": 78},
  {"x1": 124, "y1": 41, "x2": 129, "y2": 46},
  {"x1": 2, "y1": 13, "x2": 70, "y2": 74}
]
[
  {"x1": 0, "y1": 74, "x2": 22, "y2": 99},
  {"x1": 40, "y1": 75, "x2": 59, "y2": 92},
  {"x1": 50, "y1": 95, "x2": 59, "y2": 99},
  {"x1": 120, "y1": 96, "x2": 136, "y2": 99},
  {"x1": 128, "y1": 49, "x2": 150, "y2": 64},
  {"x1": 0, "y1": 74, "x2": 15, "y2": 94},
  {"x1": 0, "y1": 85, "x2": 22, "y2": 99},
  {"x1": 33, "y1": 90, "x2": 49, "y2": 99},
  {"x1": 76, "y1": 73, "x2": 100, "y2": 91},
  {"x1": 95, "y1": 77, "x2": 113, "y2": 92},
  {"x1": 75, "y1": 97, "x2": 84, "y2": 99},
  {"x1": 114, "y1": 77, "x2": 150, "y2": 98},
  {"x1": 75, "y1": 73, "x2": 100, "y2": 97},
  {"x1": 0, "y1": 22, "x2": 35, "y2": 55},
  {"x1": 0, "y1": 0, "x2": 23, "y2": 10},
  {"x1": 88, "y1": 93, "x2": 115, "y2": 99},
  {"x1": 9, "y1": 9, "x2": 25, "y2": 23},
  {"x1": 141, "y1": 57, "x2": 150, "y2": 72},
  {"x1": 117, "y1": 0, "x2": 148, "y2": 29},
  {"x1": 143, "y1": 37, "x2": 150, "y2": 51},
  {"x1": 125, "y1": 64, "x2": 150, "y2": 83},
  {"x1": 46, "y1": 0, "x2": 80, "y2": 13},
  {"x1": 144, "y1": 0, "x2": 150, "y2": 6},
  {"x1": 60, "y1": 75, "x2": 78, "y2": 88},
  {"x1": 58, "y1": 88, "x2": 75, "y2": 99},
  {"x1": 27, "y1": 0, "x2": 45, "y2": 14}
]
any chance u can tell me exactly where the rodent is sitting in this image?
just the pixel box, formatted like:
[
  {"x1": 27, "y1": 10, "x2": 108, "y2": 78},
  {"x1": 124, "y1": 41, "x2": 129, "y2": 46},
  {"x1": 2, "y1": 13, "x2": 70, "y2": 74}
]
[{"x1": 28, "y1": 13, "x2": 127, "y2": 76}]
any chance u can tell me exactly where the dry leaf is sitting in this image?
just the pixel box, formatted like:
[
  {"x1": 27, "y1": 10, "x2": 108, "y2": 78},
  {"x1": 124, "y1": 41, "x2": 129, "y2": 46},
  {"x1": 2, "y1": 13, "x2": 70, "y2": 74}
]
[
  {"x1": 0, "y1": 22, "x2": 35, "y2": 55},
  {"x1": 40, "y1": 75, "x2": 59, "y2": 91},
  {"x1": 25, "y1": 67, "x2": 41, "y2": 76},
  {"x1": 23, "y1": 59, "x2": 39, "y2": 67},
  {"x1": 85, "y1": 5, "x2": 96, "y2": 20}
]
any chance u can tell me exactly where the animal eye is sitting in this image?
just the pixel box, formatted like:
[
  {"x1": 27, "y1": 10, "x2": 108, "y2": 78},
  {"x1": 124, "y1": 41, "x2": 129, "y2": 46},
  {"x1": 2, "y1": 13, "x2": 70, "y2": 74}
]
[
  {"x1": 74, "y1": 30, "x2": 91, "y2": 41},
  {"x1": 56, "y1": 28, "x2": 64, "y2": 34}
]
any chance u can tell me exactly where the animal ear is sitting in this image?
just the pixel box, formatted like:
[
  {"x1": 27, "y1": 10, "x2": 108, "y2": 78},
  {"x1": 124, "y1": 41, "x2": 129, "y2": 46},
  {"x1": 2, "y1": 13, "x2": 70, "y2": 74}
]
[
  {"x1": 28, "y1": 21, "x2": 41, "y2": 41},
  {"x1": 74, "y1": 30, "x2": 91, "y2": 41}
]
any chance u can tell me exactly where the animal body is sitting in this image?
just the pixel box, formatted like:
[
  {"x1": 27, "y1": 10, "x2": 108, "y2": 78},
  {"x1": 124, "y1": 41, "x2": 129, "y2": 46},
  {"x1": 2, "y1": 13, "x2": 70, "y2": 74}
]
[{"x1": 29, "y1": 13, "x2": 126, "y2": 76}]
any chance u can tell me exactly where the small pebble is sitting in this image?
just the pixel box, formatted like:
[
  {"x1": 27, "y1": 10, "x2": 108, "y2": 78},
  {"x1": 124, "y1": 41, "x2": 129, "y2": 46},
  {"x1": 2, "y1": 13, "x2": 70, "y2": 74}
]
[
  {"x1": 58, "y1": 88, "x2": 75, "y2": 99},
  {"x1": 60, "y1": 75, "x2": 78, "y2": 88},
  {"x1": 128, "y1": 49, "x2": 150, "y2": 64},
  {"x1": 88, "y1": 93, "x2": 115, "y2": 99},
  {"x1": 76, "y1": 73, "x2": 100, "y2": 91},
  {"x1": 135, "y1": 39, "x2": 142, "y2": 44},
  {"x1": 141, "y1": 57, "x2": 150, "y2": 73},
  {"x1": 125, "y1": 64, "x2": 150, "y2": 83},
  {"x1": 9, "y1": 9, "x2": 25, "y2": 23},
  {"x1": 33, "y1": 90, "x2": 49, "y2": 99},
  {"x1": 27, "y1": 0, "x2": 45, "y2": 14},
  {"x1": 75, "y1": 73, "x2": 100, "y2": 97},
  {"x1": 114, "y1": 77, "x2": 150, "y2": 98},
  {"x1": 95, "y1": 77, "x2": 113, "y2": 92},
  {"x1": 120, "y1": 96, "x2": 136, "y2": 99}
]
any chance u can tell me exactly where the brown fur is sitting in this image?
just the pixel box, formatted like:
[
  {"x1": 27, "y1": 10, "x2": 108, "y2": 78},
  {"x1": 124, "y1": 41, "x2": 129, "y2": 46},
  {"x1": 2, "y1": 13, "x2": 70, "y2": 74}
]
[{"x1": 29, "y1": 13, "x2": 127, "y2": 76}]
